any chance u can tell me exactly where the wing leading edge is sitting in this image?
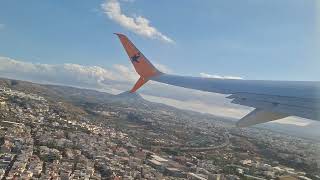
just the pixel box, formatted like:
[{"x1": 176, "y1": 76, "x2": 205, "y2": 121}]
[{"x1": 115, "y1": 33, "x2": 320, "y2": 127}]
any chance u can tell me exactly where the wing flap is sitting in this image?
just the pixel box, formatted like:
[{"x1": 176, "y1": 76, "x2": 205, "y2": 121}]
[
  {"x1": 236, "y1": 109, "x2": 288, "y2": 127},
  {"x1": 230, "y1": 94, "x2": 319, "y2": 120}
]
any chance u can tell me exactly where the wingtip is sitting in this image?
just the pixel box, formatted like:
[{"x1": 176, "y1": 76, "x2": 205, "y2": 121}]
[{"x1": 114, "y1": 33, "x2": 126, "y2": 37}]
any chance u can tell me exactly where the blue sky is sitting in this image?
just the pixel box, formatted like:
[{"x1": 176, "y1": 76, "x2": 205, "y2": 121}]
[{"x1": 0, "y1": 0, "x2": 319, "y2": 81}]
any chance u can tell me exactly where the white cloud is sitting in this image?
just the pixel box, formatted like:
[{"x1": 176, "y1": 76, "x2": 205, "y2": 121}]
[
  {"x1": 200, "y1": 72, "x2": 243, "y2": 80},
  {"x1": 113, "y1": 64, "x2": 138, "y2": 82},
  {"x1": 101, "y1": 0, "x2": 174, "y2": 43},
  {"x1": 154, "y1": 63, "x2": 172, "y2": 73},
  {"x1": 0, "y1": 57, "x2": 117, "y2": 88}
]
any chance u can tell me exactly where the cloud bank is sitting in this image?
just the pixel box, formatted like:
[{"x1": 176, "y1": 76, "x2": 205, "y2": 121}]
[
  {"x1": 101, "y1": 0, "x2": 174, "y2": 43},
  {"x1": 0, "y1": 57, "x2": 117, "y2": 87}
]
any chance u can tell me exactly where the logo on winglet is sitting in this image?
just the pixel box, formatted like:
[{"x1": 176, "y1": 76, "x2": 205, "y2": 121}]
[{"x1": 130, "y1": 53, "x2": 141, "y2": 63}]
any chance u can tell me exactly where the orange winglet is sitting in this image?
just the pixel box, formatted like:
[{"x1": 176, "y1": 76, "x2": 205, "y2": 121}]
[
  {"x1": 130, "y1": 77, "x2": 148, "y2": 93},
  {"x1": 115, "y1": 33, "x2": 161, "y2": 92}
]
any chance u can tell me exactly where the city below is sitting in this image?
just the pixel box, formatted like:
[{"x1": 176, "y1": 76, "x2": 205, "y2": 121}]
[{"x1": 0, "y1": 78, "x2": 319, "y2": 180}]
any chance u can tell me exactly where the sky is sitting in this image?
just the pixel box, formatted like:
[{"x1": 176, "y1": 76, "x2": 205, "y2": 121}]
[
  {"x1": 0, "y1": 0, "x2": 319, "y2": 81},
  {"x1": 0, "y1": 0, "x2": 319, "y2": 128}
]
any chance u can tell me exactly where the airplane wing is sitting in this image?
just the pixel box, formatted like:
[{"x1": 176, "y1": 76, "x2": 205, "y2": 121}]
[{"x1": 115, "y1": 33, "x2": 320, "y2": 127}]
